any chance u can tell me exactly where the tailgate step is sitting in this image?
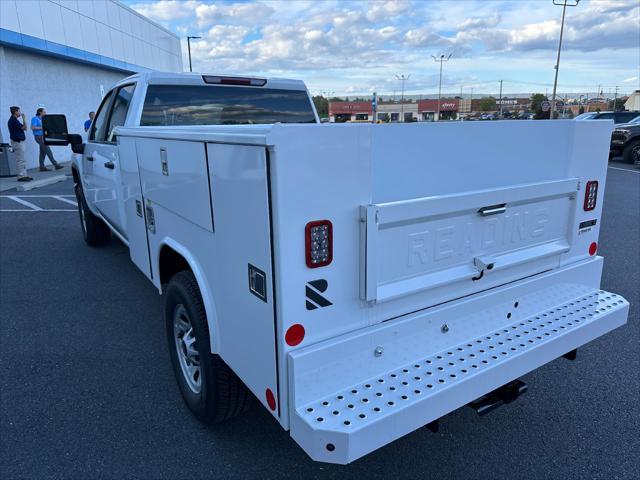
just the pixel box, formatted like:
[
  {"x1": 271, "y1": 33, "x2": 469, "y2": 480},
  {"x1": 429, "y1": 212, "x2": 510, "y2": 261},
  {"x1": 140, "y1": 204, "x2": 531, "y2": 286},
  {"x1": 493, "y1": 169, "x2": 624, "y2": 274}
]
[{"x1": 290, "y1": 290, "x2": 628, "y2": 464}]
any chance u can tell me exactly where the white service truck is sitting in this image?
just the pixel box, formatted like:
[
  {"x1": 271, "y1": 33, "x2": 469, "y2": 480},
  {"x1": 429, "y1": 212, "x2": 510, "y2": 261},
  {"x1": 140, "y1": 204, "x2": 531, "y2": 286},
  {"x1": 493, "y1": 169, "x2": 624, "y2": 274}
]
[{"x1": 43, "y1": 72, "x2": 629, "y2": 464}]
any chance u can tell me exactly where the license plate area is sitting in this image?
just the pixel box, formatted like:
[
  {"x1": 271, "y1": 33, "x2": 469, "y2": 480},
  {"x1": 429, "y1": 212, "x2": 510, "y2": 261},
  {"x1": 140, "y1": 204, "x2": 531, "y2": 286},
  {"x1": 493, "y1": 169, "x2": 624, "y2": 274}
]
[{"x1": 361, "y1": 178, "x2": 579, "y2": 303}]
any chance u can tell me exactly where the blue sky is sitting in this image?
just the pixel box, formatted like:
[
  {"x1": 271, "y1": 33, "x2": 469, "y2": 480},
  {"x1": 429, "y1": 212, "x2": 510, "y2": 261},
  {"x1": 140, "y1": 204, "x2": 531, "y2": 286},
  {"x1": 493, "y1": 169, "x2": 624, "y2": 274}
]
[{"x1": 125, "y1": 0, "x2": 640, "y2": 97}]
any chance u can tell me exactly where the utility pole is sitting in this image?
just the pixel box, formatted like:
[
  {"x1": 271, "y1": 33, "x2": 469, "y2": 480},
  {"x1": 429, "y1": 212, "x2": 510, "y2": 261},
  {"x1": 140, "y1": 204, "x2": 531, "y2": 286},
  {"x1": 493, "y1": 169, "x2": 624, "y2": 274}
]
[
  {"x1": 395, "y1": 74, "x2": 410, "y2": 122},
  {"x1": 613, "y1": 86, "x2": 619, "y2": 111},
  {"x1": 550, "y1": 0, "x2": 580, "y2": 119},
  {"x1": 187, "y1": 36, "x2": 201, "y2": 72},
  {"x1": 432, "y1": 54, "x2": 452, "y2": 121},
  {"x1": 498, "y1": 80, "x2": 503, "y2": 119}
]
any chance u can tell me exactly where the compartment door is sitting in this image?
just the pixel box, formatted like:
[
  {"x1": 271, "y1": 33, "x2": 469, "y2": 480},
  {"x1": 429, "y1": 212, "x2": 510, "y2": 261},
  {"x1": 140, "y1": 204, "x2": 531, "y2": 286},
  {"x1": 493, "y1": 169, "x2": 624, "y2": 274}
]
[{"x1": 361, "y1": 178, "x2": 580, "y2": 303}]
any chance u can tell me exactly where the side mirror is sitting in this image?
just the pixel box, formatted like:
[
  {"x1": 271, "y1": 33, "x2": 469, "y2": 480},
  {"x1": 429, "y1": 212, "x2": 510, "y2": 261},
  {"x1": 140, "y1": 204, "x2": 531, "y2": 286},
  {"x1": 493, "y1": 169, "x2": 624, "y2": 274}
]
[
  {"x1": 68, "y1": 134, "x2": 85, "y2": 154},
  {"x1": 43, "y1": 114, "x2": 69, "y2": 146}
]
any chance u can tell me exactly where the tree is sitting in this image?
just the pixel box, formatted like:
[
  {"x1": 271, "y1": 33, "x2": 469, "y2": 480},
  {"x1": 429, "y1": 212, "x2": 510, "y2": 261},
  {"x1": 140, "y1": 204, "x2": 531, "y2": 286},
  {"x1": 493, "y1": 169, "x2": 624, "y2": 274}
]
[
  {"x1": 530, "y1": 93, "x2": 549, "y2": 120},
  {"x1": 312, "y1": 95, "x2": 328, "y2": 117},
  {"x1": 609, "y1": 97, "x2": 625, "y2": 112},
  {"x1": 479, "y1": 96, "x2": 496, "y2": 111}
]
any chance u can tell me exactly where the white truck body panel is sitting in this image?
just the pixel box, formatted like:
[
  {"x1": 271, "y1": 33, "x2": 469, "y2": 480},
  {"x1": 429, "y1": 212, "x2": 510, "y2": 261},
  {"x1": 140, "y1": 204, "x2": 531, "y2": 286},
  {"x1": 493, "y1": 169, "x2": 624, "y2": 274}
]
[{"x1": 69, "y1": 72, "x2": 628, "y2": 464}]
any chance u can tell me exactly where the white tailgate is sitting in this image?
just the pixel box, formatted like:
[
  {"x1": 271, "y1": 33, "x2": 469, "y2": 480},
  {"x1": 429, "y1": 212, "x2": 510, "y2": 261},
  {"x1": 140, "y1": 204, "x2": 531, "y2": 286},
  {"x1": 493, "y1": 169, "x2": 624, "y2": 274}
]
[{"x1": 362, "y1": 178, "x2": 579, "y2": 303}]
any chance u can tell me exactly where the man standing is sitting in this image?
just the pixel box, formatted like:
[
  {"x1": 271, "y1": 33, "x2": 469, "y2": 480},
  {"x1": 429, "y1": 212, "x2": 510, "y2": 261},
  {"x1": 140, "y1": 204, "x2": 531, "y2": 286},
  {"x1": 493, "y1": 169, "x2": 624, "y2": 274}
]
[
  {"x1": 7, "y1": 106, "x2": 31, "y2": 182},
  {"x1": 84, "y1": 111, "x2": 95, "y2": 132},
  {"x1": 31, "y1": 108, "x2": 63, "y2": 171}
]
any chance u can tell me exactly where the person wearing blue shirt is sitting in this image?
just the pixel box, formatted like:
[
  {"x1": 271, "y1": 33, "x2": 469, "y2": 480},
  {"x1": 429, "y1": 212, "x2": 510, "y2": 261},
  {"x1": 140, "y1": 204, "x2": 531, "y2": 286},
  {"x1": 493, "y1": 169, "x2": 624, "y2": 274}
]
[
  {"x1": 84, "y1": 111, "x2": 95, "y2": 132},
  {"x1": 31, "y1": 108, "x2": 63, "y2": 171},
  {"x1": 7, "y1": 106, "x2": 31, "y2": 181}
]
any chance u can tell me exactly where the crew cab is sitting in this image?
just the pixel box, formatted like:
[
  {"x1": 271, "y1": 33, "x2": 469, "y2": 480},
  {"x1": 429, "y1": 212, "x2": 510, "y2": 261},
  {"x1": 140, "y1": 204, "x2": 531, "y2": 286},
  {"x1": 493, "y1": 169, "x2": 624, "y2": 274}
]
[{"x1": 43, "y1": 72, "x2": 629, "y2": 464}]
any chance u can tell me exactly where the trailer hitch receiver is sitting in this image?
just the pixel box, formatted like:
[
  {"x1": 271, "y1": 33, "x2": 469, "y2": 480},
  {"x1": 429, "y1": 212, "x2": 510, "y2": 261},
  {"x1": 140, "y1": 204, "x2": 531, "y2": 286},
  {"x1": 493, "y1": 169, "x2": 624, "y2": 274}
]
[{"x1": 468, "y1": 379, "x2": 528, "y2": 416}]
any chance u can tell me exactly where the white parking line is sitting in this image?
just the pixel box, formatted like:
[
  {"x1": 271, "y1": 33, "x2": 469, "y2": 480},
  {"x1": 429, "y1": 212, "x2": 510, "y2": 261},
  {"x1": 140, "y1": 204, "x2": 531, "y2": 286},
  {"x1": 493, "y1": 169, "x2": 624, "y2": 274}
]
[
  {"x1": 0, "y1": 195, "x2": 77, "y2": 212},
  {"x1": 52, "y1": 195, "x2": 78, "y2": 206},
  {"x1": 608, "y1": 166, "x2": 640, "y2": 174},
  {"x1": 5, "y1": 196, "x2": 43, "y2": 211}
]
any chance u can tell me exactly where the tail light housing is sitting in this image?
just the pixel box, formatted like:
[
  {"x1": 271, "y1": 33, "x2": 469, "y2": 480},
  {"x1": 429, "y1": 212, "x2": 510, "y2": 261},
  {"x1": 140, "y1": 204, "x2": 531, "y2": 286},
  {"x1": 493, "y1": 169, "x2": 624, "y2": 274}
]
[
  {"x1": 583, "y1": 180, "x2": 598, "y2": 211},
  {"x1": 305, "y1": 220, "x2": 333, "y2": 268}
]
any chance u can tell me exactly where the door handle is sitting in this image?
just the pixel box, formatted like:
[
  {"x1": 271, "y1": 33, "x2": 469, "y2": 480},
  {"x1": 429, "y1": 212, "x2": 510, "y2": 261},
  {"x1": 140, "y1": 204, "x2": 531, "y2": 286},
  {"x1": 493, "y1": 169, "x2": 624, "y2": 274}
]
[
  {"x1": 104, "y1": 161, "x2": 115, "y2": 169},
  {"x1": 86, "y1": 156, "x2": 94, "y2": 162}
]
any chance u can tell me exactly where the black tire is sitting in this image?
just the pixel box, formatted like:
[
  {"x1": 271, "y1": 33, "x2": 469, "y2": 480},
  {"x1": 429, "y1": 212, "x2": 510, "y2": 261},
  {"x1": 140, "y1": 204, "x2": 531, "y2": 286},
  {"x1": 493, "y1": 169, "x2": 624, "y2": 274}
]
[
  {"x1": 165, "y1": 271, "x2": 251, "y2": 423},
  {"x1": 622, "y1": 140, "x2": 640, "y2": 165},
  {"x1": 74, "y1": 182, "x2": 111, "y2": 246}
]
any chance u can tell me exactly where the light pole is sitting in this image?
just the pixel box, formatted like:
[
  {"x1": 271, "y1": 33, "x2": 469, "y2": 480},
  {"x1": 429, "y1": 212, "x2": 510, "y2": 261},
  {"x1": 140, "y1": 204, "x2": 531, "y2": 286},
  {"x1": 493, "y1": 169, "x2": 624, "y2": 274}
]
[
  {"x1": 395, "y1": 74, "x2": 410, "y2": 122},
  {"x1": 432, "y1": 53, "x2": 452, "y2": 121},
  {"x1": 550, "y1": 0, "x2": 580, "y2": 119},
  {"x1": 187, "y1": 36, "x2": 201, "y2": 72}
]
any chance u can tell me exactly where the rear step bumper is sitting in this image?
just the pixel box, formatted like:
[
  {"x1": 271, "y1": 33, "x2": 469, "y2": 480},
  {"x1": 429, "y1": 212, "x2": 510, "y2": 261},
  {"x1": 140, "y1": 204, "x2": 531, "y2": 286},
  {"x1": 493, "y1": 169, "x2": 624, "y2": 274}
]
[{"x1": 288, "y1": 262, "x2": 628, "y2": 464}]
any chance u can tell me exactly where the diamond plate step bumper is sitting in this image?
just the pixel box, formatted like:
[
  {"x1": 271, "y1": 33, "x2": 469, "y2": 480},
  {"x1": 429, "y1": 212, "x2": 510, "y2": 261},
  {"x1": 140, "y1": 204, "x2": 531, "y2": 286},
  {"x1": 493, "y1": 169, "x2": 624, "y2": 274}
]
[{"x1": 288, "y1": 279, "x2": 628, "y2": 464}]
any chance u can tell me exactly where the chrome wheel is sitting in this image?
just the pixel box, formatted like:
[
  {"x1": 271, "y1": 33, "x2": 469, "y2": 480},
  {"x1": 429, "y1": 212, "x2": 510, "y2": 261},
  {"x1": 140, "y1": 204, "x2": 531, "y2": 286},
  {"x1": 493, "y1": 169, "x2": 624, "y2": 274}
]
[
  {"x1": 632, "y1": 144, "x2": 640, "y2": 164},
  {"x1": 173, "y1": 304, "x2": 201, "y2": 394}
]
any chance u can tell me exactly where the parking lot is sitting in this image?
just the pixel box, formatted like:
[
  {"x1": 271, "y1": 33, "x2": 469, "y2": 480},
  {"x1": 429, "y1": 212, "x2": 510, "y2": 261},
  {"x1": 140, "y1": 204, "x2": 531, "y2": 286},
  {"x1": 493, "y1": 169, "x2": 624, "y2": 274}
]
[{"x1": 0, "y1": 164, "x2": 638, "y2": 479}]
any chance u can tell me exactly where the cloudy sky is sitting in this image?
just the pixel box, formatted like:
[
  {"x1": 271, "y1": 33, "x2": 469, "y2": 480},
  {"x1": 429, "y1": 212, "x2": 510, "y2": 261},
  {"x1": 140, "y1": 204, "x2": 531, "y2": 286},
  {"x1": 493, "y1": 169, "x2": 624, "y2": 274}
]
[{"x1": 125, "y1": 0, "x2": 640, "y2": 97}]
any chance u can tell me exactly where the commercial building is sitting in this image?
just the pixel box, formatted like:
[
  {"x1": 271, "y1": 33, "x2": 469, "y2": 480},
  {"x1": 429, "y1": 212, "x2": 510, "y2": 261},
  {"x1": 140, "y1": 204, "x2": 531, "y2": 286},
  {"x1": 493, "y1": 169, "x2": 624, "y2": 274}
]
[
  {"x1": 625, "y1": 90, "x2": 640, "y2": 111},
  {"x1": 328, "y1": 101, "x2": 372, "y2": 122},
  {"x1": 0, "y1": 0, "x2": 182, "y2": 169},
  {"x1": 418, "y1": 99, "x2": 459, "y2": 121}
]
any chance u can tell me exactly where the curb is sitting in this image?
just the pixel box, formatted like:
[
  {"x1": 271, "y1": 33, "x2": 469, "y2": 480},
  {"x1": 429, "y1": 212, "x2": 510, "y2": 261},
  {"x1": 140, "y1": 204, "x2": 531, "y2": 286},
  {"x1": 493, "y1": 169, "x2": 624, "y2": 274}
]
[{"x1": 15, "y1": 174, "x2": 67, "y2": 192}]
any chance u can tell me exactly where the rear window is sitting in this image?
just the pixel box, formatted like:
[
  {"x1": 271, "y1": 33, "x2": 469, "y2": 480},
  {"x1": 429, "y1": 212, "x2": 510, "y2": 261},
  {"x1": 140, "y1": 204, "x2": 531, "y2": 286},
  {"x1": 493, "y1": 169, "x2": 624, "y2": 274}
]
[{"x1": 140, "y1": 85, "x2": 316, "y2": 126}]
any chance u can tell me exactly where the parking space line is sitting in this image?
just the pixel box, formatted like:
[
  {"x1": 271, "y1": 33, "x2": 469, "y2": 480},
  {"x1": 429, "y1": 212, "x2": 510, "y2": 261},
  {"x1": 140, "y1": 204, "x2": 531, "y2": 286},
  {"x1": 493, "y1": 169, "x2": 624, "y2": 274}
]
[
  {"x1": 5, "y1": 196, "x2": 43, "y2": 211},
  {"x1": 0, "y1": 209, "x2": 76, "y2": 212},
  {"x1": 608, "y1": 166, "x2": 640, "y2": 174},
  {"x1": 52, "y1": 195, "x2": 78, "y2": 206}
]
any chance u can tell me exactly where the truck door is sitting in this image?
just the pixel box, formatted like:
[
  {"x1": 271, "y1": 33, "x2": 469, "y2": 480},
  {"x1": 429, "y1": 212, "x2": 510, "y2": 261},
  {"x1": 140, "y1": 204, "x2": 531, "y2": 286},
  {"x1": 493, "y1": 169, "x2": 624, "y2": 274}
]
[{"x1": 84, "y1": 84, "x2": 136, "y2": 237}]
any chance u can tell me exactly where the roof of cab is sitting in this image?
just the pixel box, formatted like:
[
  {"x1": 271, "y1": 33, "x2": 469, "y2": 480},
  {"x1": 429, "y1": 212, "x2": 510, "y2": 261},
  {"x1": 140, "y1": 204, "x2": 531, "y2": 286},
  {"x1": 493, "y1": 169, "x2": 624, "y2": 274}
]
[{"x1": 116, "y1": 71, "x2": 308, "y2": 91}]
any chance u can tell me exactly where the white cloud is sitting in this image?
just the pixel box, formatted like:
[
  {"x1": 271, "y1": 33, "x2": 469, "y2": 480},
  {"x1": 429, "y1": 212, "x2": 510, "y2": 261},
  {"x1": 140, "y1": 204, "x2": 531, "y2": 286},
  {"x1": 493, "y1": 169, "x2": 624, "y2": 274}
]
[
  {"x1": 129, "y1": 0, "x2": 198, "y2": 22},
  {"x1": 622, "y1": 76, "x2": 638, "y2": 83},
  {"x1": 125, "y1": 0, "x2": 640, "y2": 96}
]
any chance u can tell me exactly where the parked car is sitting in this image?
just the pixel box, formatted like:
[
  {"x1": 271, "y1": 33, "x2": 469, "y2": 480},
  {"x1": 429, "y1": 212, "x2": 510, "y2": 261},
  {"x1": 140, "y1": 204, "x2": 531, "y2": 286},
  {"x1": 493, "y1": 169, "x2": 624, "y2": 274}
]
[
  {"x1": 41, "y1": 72, "x2": 629, "y2": 465},
  {"x1": 575, "y1": 110, "x2": 640, "y2": 124},
  {"x1": 610, "y1": 117, "x2": 640, "y2": 164}
]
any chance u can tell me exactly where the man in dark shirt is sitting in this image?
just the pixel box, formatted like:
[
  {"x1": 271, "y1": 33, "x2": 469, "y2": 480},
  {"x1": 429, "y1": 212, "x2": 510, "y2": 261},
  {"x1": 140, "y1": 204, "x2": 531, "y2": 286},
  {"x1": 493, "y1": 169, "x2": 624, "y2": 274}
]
[{"x1": 7, "y1": 106, "x2": 31, "y2": 181}]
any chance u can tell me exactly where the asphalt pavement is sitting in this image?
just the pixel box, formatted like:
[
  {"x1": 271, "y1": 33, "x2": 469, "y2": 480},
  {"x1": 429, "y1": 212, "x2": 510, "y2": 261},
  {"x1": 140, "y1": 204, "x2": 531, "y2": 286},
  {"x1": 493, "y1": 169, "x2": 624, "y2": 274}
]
[{"x1": 1, "y1": 165, "x2": 638, "y2": 480}]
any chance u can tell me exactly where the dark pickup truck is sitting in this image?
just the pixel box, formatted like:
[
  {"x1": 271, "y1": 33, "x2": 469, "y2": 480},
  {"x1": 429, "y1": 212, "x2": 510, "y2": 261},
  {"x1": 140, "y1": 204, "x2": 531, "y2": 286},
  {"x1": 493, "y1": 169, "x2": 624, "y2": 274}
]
[{"x1": 611, "y1": 120, "x2": 640, "y2": 164}]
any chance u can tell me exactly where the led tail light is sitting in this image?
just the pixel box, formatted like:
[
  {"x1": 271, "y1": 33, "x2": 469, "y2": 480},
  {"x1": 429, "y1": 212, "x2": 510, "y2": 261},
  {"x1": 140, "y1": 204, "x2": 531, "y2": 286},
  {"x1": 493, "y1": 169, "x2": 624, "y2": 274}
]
[
  {"x1": 583, "y1": 180, "x2": 598, "y2": 211},
  {"x1": 305, "y1": 220, "x2": 333, "y2": 268}
]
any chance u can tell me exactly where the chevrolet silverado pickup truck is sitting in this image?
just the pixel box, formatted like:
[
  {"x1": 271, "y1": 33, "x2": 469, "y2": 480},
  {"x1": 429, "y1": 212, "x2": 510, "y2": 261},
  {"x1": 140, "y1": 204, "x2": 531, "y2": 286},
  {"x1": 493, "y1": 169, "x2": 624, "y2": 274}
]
[{"x1": 43, "y1": 72, "x2": 629, "y2": 464}]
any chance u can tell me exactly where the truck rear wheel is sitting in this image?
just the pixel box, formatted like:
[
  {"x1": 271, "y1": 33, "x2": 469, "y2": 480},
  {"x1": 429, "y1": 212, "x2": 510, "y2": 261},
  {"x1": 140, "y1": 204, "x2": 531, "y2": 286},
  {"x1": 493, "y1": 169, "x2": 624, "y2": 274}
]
[
  {"x1": 622, "y1": 140, "x2": 640, "y2": 164},
  {"x1": 74, "y1": 182, "x2": 110, "y2": 246},
  {"x1": 165, "y1": 271, "x2": 251, "y2": 423}
]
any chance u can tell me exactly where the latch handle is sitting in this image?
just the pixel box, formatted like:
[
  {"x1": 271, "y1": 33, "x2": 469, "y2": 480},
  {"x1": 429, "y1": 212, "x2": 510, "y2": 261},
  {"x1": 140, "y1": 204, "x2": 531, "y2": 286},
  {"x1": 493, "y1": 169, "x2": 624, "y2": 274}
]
[{"x1": 478, "y1": 204, "x2": 506, "y2": 216}]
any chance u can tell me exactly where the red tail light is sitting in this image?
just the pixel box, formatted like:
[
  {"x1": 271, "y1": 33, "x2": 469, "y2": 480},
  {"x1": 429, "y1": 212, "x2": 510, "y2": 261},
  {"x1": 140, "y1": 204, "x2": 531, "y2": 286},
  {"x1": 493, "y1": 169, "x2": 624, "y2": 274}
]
[
  {"x1": 305, "y1": 220, "x2": 333, "y2": 268},
  {"x1": 583, "y1": 180, "x2": 598, "y2": 211}
]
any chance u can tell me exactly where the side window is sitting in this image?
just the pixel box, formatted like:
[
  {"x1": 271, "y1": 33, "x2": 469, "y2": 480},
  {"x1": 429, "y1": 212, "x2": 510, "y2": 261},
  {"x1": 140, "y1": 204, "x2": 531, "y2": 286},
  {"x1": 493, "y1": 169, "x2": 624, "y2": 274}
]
[
  {"x1": 89, "y1": 89, "x2": 114, "y2": 142},
  {"x1": 596, "y1": 112, "x2": 614, "y2": 120},
  {"x1": 106, "y1": 84, "x2": 136, "y2": 142},
  {"x1": 616, "y1": 112, "x2": 636, "y2": 123}
]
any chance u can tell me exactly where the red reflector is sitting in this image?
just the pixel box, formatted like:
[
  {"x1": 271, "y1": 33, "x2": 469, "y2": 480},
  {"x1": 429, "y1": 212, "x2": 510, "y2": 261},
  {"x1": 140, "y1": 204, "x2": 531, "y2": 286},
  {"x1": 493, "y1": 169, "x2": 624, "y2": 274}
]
[
  {"x1": 583, "y1": 180, "x2": 598, "y2": 211},
  {"x1": 589, "y1": 242, "x2": 598, "y2": 256},
  {"x1": 265, "y1": 388, "x2": 276, "y2": 411},
  {"x1": 305, "y1": 220, "x2": 333, "y2": 268},
  {"x1": 202, "y1": 75, "x2": 267, "y2": 86},
  {"x1": 285, "y1": 324, "x2": 305, "y2": 346}
]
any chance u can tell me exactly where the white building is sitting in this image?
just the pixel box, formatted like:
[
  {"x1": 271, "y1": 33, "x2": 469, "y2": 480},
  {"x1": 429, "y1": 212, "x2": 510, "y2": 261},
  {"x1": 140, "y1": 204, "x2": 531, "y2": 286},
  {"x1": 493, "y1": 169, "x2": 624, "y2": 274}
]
[
  {"x1": 624, "y1": 90, "x2": 640, "y2": 111},
  {"x1": 0, "y1": 0, "x2": 182, "y2": 169}
]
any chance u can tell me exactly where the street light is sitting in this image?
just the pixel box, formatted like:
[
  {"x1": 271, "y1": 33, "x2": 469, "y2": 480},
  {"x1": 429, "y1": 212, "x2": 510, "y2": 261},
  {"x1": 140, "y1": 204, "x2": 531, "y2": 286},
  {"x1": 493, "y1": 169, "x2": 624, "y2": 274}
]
[
  {"x1": 432, "y1": 53, "x2": 452, "y2": 121},
  {"x1": 550, "y1": 0, "x2": 580, "y2": 119},
  {"x1": 187, "y1": 36, "x2": 201, "y2": 72},
  {"x1": 395, "y1": 74, "x2": 410, "y2": 122}
]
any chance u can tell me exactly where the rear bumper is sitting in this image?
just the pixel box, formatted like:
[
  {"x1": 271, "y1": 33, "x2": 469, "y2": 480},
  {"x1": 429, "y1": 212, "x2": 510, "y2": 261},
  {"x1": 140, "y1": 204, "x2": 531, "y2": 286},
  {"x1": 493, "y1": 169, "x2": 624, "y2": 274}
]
[{"x1": 287, "y1": 258, "x2": 629, "y2": 464}]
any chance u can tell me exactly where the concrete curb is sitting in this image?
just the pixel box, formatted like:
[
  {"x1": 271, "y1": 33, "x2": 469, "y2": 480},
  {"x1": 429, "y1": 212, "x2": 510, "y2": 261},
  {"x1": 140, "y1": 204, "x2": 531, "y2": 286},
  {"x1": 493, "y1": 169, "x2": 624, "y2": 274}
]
[{"x1": 15, "y1": 174, "x2": 67, "y2": 192}]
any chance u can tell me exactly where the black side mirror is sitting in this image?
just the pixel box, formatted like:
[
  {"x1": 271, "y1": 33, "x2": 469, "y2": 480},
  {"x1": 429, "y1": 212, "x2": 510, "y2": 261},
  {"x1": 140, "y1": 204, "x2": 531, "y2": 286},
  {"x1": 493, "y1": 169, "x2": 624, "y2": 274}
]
[
  {"x1": 43, "y1": 114, "x2": 69, "y2": 146},
  {"x1": 68, "y1": 134, "x2": 85, "y2": 154}
]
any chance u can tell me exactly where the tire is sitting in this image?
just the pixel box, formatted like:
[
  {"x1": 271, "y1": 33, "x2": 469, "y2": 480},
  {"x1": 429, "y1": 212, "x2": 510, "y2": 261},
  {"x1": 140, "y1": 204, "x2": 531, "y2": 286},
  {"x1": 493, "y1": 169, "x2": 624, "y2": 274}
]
[
  {"x1": 74, "y1": 182, "x2": 111, "y2": 246},
  {"x1": 165, "y1": 271, "x2": 251, "y2": 423},
  {"x1": 622, "y1": 140, "x2": 640, "y2": 165}
]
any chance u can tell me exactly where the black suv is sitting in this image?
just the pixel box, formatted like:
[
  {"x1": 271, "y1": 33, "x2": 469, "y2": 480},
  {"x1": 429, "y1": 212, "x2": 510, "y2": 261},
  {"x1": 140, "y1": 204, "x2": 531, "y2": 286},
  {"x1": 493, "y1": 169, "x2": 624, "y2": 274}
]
[{"x1": 610, "y1": 119, "x2": 640, "y2": 164}]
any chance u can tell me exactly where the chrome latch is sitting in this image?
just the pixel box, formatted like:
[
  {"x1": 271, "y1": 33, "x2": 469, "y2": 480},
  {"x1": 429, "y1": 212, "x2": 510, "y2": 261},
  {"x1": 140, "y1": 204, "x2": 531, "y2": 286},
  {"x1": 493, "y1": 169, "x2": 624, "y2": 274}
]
[
  {"x1": 160, "y1": 148, "x2": 168, "y2": 176},
  {"x1": 145, "y1": 200, "x2": 155, "y2": 234}
]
